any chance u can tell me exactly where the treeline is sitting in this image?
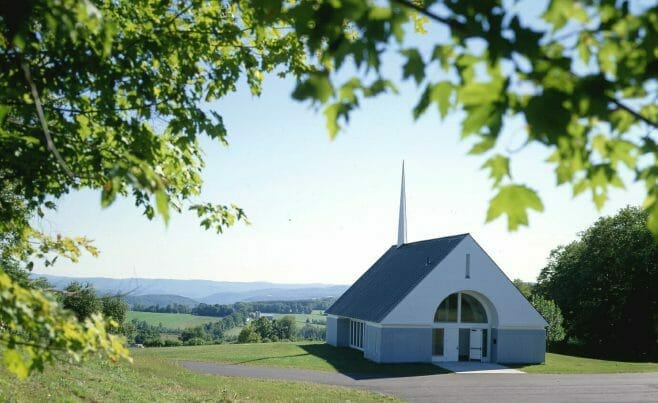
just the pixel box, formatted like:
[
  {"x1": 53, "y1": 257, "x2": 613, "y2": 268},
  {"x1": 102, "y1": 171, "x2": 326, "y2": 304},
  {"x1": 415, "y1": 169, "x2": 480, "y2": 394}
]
[
  {"x1": 238, "y1": 317, "x2": 326, "y2": 344},
  {"x1": 131, "y1": 297, "x2": 336, "y2": 317},
  {"x1": 534, "y1": 207, "x2": 658, "y2": 360},
  {"x1": 141, "y1": 312, "x2": 326, "y2": 347},
  {"x1": 131, "y1": 303, "x2": 192, "y2": 314},
  {"x1": 125, "y1": 311, "x2": 249, "y2": 347}
]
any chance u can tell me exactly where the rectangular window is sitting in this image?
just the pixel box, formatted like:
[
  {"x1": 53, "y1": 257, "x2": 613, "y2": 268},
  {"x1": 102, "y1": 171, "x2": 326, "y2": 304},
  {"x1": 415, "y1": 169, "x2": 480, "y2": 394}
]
[
  {"x1": 482, "y1": 329, "x2": 488, "y2": 358},
  {"x1": 465, "y1": 253, "x2": 471, "y2": 278},
  {"x1": 360, "y1": 322, "x2": 364, "y2": 348},
  {"x1": 432, "y1": 328, "x2": 445, "y2": 356},
  {"x1": 349, "y1": 320, "x2": 364, "y2": 350}
]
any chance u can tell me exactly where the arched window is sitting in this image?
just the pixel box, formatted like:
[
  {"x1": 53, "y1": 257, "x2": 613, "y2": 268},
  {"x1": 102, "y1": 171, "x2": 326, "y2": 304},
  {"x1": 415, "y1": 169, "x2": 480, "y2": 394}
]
[
  {"x1": 460, "y1": 293, "x2": 487, "y2": 323},
  {"x1": 434, "y1": 292, "x2": 488, "y2": 323},
  {"x1": 434, "y1": 293, "x2": 458, "y2": 322}
]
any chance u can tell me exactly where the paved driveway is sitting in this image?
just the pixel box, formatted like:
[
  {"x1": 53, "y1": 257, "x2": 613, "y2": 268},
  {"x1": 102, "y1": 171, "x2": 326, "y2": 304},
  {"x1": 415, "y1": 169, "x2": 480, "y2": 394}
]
[{"x1": 180, "y1": 361, "x2": 658, "y2": 402}]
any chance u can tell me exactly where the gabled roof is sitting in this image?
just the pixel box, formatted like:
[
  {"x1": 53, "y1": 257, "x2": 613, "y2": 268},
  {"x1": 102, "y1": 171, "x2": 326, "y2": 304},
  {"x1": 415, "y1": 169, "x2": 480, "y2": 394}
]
[{"x1": 326, "y1": 233, "x2": 468, "y2": 323}]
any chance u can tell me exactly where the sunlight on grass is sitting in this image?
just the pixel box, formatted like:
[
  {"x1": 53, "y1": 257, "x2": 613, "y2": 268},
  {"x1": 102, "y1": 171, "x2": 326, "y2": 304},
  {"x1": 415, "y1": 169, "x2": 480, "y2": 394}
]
[
  {"x1": 135, "y1": 341, "x2": 446, "y2": 376},
  {"x1": 513, "y1": 353, "x2": 658, "y2": 374},
  {"x1": 0, "y1": 349, "x2": 396, "y2": 402}
]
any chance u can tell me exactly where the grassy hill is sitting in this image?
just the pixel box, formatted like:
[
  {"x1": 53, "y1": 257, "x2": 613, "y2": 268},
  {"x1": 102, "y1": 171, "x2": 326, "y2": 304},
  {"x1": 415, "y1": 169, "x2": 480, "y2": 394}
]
[
  {"x1": 139, "y1": 342, "x2": 444, "y2": 376},
  {"x1": 3, "y1": 341, "x2": 657, "y2": 401},
  {"x1": 127, "y1": 312, "x2": 220, "y2": 329},
  {"x1": 0, "y1": 345, "x2": 394, "y2": 402}
]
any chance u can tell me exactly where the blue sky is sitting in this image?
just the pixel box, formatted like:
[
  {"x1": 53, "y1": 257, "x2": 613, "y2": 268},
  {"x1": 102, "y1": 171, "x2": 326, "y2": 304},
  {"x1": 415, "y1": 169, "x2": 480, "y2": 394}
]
[{"x1": 34, "y1": 2, "x2": 645, "y2": 285}]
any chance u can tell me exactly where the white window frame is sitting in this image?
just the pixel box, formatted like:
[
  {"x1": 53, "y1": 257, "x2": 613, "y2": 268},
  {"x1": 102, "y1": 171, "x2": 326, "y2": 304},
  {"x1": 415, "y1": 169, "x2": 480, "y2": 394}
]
[{"x1": 349, "y1": 319, "x2": 365, "y2": 350}]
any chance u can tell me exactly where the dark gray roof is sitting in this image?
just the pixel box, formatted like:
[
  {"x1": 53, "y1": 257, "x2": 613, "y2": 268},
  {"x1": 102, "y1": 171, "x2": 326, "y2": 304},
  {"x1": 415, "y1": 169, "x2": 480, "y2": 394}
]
[{"x1": 326, "y1": 233, "x2": 468, "y2": 323}]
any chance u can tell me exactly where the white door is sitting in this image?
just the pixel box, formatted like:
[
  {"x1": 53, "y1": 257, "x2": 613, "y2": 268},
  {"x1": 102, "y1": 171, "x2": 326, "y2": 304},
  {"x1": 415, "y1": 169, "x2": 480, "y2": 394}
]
[
  {"x1": 444, "y1": 328, "x2": 459, "y2": 361},
  {"x1": 469, "y1": 329, "x2": 482, "y2": 361}
]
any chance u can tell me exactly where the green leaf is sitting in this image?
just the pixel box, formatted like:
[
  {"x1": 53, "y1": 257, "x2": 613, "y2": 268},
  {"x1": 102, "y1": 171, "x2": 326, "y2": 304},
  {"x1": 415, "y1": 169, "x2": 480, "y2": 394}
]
[
  {"x1": 292, "y1": 73, "x2": 334, "y2": 103},
  {"x1": 543, "y1": 0, "x2": 588, "y2": 30},
  {"x1": 462, "y1": 104, "x2": 495, "y2": 138},
  {"x1": 482, "y1": 154, "x2": 510, "y2": 186},
  {"x1": 469, "y1": 135, "x2": 496, "y2": 155},
  {"x1": 609, "y1": 109, "x2": 635, "y2": 134},
  {"x1": 412, "y1": 85, "x2": 431, "y2": 120},
  {"x1": 324, "y1": 103, "x2": 341, "y2": 139},
  {"x1": 431, "y1": 81, "x2": 452, "y2": 119},
  {"x1": 525, "y1": 90, "x2": 571, "y2": 144},
  {"x1": 401, "y1": 49, "x2": 425, "y2": 85},
  {"x1": 155, "y1": 189, "x2": 169, "y2": 224},
  {"x1": 644, "y1": 192, "x2": 658, "y2": 238},
  {"x1": 368, "y1": 6, "x2": 391, "y2": 20},
  {"x1": 3, "y1": 350, "x2": 29, "y2": 379},
  {"x1": 100, "y1": 179, "x2": 117, "y2": 208},
  {"x1": 458, "y1": 82, "x2": 500, "y2": 107},
  {"x1": 486, "y1": 185, "x2": 544, "y2": 230},
  {"x1": 431, "y1": 45, "x2": 453, "y2": 70},
  {"x1": 324, "y1": 102, "x2": 353, "y2": 140}
]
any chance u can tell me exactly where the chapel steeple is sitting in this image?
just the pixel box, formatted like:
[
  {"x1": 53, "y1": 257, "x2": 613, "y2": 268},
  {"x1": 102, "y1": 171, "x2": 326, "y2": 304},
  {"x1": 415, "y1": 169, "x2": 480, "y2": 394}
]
[{"x1": 397, "y1": 161, "x2": 407, "y2": 248}]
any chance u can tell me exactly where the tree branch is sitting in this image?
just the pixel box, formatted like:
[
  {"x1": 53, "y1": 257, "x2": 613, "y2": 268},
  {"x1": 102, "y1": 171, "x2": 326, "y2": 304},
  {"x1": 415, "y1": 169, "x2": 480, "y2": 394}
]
[
  {"x1": 21, "y1": 63, "x2": 76, "y2": 179},
  {"x1": 607, "y1": 96, "x2": 658, "y2": 129},
  {"x1": 391, "y1": 0, "x2": 465, "y2": 31}
]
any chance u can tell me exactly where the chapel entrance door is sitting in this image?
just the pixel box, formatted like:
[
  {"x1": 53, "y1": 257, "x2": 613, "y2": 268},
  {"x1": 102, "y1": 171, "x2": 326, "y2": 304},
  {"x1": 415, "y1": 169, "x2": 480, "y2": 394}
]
[{"x1": 469, "y1": 329, "x2": 483, "y2": 361}]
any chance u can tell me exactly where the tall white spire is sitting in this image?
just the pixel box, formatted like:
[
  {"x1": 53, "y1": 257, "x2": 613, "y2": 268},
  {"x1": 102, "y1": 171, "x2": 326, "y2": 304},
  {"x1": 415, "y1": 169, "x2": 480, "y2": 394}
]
[{"x1": 397, "y1": 161, "x2": 407, "y2": 247}]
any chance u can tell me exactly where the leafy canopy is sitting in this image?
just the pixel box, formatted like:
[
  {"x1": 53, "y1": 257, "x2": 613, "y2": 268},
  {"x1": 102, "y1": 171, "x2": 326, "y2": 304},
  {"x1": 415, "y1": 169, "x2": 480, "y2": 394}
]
[
  {"x1": 530, "y1": 295, "x2": 565, "y2": 347},
  {"x1": 2, "y1": 0, "x2": 658, "y2": 376}
]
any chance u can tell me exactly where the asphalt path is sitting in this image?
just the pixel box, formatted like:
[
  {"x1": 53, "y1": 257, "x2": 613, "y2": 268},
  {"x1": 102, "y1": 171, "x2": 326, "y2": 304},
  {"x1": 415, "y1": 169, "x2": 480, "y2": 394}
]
[{"x1": 180, "y1": 360, "x2": 658, "y2": 402}]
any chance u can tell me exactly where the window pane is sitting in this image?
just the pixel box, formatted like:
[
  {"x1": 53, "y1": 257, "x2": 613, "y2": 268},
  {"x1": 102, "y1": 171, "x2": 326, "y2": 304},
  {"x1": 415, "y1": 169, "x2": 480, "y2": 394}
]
[
  {"x1": 358, "y1": 323, "x2": 362, "y2": 348},
  {"x1": 434, "y1": 293, "x2": 458, "y2": 322},
  {"x1": 434, "y1": 294, "x2": 458, "y2": 322},
  {"x1": 432, "y1": 328, "x2": 444, "y2": 355},
  {"x1": 361, "y1": 323, "x2": 366, "y2": 348},
  {"x1": 461, "y1": 294, "x2": 488, "y2": 323}
]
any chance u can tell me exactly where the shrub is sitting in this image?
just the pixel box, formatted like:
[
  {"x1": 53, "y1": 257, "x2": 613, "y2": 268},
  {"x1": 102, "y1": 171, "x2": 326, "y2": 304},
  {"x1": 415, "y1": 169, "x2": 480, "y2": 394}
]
[
  {"x1": 163, "y1": 339, "x2": 182, "y2": 347},
  {"x1": 185, "y1": 337, "x2": 206, "y2": 346},
  {"x1": 237, "y1": 326, "x2": 261, "y2": 343},
  {"x1": 143, "y1": 338, "x2": 164, "y2": 347}
]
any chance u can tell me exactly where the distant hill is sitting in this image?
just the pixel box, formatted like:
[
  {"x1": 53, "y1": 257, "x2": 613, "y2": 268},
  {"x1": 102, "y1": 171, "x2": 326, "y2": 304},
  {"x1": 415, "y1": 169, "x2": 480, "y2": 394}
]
[
  {"x1": 124, "y1": 294, "x2": 199, "y2": 307},
  {"x1": 198, "y1": 285, "x2": 349, "y2": 305},
  {"x1": 33, "y1": 274, "x2": 348, "y2": 305}
]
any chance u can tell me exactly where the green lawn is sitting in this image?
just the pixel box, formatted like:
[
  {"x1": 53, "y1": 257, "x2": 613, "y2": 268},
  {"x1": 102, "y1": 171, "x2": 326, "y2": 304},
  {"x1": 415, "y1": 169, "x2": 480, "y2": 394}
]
[
  {"x1": 512, "y1": 353, "x2": 658, "y2": 374},
  {"x1": 0, "y1": 351, "x2": 395, "y2": 402},
  {"x1": 136, "y1": 341, "x2": 446, "y2": 376},
  {"x1": 127, "y1": 311, "x2": 220, "y2": 329}
]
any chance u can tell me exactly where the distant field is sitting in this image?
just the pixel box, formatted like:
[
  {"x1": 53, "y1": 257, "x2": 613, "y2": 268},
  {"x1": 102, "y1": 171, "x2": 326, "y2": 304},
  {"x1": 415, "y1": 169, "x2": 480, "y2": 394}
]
[
  {"x1": 265, "y1": 311, "x2": 327, "y2": 327},
  {"x1": 127, "y1": 311, "x2": 220, "y2": 329}
]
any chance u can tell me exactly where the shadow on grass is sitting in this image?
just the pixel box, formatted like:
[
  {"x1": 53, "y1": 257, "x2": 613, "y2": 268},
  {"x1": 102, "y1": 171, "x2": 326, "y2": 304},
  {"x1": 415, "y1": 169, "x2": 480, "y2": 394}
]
[
  {"x1": 549, "y1": 343, "x2": 658, "y2": 363},
  {"x1": 299, "y1": 344, "x2": 449, "y2": 380}
]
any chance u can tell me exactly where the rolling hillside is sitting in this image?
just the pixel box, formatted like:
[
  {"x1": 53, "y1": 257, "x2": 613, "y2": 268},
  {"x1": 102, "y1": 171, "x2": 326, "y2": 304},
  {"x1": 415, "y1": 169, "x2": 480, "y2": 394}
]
[
  {"x1": 32, "y1": 274, "x2": 348, "y2": 304},
  {"x1": 126, "y1": 312, "x2": 220, "y2": 329},
  {"x1": 124, "y1": 294, "x2": 199, "y2": 307}
]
